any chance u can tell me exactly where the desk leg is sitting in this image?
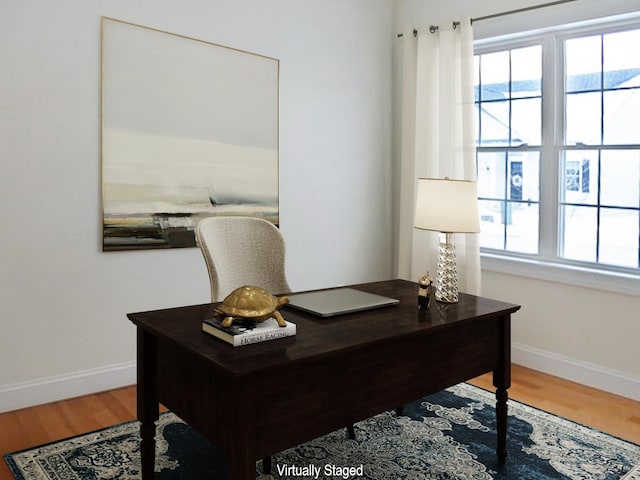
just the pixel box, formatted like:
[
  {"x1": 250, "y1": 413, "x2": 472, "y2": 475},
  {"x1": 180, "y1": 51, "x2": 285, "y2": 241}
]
[
  {"x1": 227, "y1": 454, "x2": 256, "y2": 480},
  {"x1": 227, "y1": 434, "x2": 256, "y2": 480},
  {"x1": 137, "y1": 327, "x2": 159, "y2": 480},
  {"x1": 226, "y1": 383, "x2": 257, "y2": 480},
  {"x1": 494, "y1": 314, "x2": 511, "y2": 464},
  {"x1": 495, "y1": 387, "x2": 508, "y2": 464},
  {"x1": 140, "y1": 422, "x2": 156, "y2": 479}
]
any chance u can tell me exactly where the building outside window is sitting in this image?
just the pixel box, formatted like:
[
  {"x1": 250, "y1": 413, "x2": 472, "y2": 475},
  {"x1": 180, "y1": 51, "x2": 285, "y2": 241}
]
[{"x1": 474, "y1": 18, "x2": 640, "y2": 274}]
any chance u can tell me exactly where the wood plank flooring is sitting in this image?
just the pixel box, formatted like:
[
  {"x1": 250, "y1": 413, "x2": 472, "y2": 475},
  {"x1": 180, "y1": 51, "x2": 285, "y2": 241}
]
[
  {"x1": 1, "y1": 365, "x2": 638, "y2": 479},
  {"x1": 468, "y1": 365, "x2": 640, "y2": 444}
]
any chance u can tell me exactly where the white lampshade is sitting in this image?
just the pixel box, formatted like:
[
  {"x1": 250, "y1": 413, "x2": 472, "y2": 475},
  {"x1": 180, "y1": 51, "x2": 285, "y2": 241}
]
[{"x1": 414, "y1": 177, "x2": 480, "y2": 234}]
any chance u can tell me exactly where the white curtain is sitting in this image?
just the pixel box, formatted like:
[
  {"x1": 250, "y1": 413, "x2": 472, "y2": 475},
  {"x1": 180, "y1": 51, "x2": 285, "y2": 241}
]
[{"x1": 397, "y1": 16, "x2": 481, "y2": 295}]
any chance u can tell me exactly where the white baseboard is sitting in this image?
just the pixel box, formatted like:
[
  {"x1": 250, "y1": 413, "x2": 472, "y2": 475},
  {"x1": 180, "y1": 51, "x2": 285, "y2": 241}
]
[
  {"x1": 1, "y1": 346, "x2": 638, "y2": 413},
  {"x1": 512, "y1": 342, "x2": 640, "y2": 402},
  {"x1": 0, "y1": 362, "x2": 136, "y2": 414}
]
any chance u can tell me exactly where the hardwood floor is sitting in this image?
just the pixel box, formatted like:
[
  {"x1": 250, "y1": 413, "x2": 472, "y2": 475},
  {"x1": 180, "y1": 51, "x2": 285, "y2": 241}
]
[
  {"x1": 1, "y1": 365, "x2": 638, "y2": 479},
  {"x1": 0, "y1": 387, "x2": 138, "y2": 480},
  {"x1": 468, "y1": 365, "x2": 640, "y2": 445}
]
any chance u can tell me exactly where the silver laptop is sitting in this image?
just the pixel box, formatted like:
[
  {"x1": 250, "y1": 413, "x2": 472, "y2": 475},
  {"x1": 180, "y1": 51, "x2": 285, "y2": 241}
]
[{"x1": 286, "y1": 287, "x2": 399, "y2": 317}]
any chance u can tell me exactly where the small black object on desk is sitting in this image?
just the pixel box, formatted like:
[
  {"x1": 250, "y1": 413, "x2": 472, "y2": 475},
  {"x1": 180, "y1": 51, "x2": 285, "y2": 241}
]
[{"x1": 418, "y1": 272, "x2": 433, "y2": 310}]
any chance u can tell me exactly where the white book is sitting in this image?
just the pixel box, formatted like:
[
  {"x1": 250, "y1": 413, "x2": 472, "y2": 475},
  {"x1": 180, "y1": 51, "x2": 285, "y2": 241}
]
[{"x1": 202, "y1": 317, "x2": 296, "y2": 347}]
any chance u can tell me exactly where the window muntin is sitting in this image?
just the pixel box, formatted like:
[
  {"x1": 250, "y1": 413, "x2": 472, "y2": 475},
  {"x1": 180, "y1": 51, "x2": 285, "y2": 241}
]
[
  {"x1": 559, "y1": 149, "x2": 640, "y2": 267},
  {"x1": 475, "y1": 44, "x2": 542, "y2": 253},
  {"x1": 477, "y1": 150, "x2": 540, "y2": 254},
  {"x1": 475, "y1": 20, "x2": 640, "y2": 274},
  {"x1": 476, "y1": 45, "x2": 542, "y2": 147}
]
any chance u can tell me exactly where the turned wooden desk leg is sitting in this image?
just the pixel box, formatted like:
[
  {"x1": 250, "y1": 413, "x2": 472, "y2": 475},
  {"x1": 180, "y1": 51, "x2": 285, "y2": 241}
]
[
  {"x1": 227, "y1": 383, "x2": 257, "y2": 480},
  {"x1": 494, "y1": 314, "x2": 511, "y2": 465},
  {"x1": 137, "y1": 327, "x2": 159, "y2": 480},
  {"x1": 140, "y1": 422, "x2": 156, "y2": 478},
  {"x1": 263, "y1": 456, "x2": 272, "y2": 474},
  {"x1": 496, "y1": 387, "x2": 508, "y2": 464},
  {"x1": 346, "y1": 425, "x2": 356, "y2": 440},
  {"x1": 227, "y1": 443, "x2": 256, "y2": 480}
]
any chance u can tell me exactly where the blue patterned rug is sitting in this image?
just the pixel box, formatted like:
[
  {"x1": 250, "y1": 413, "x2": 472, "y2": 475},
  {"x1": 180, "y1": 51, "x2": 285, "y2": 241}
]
[{"x1": 5, "y1": 383, "x2": 640, "y2": 479}]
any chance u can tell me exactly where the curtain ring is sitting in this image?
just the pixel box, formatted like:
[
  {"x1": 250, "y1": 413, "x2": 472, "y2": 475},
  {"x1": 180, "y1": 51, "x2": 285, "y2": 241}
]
[{"x1": 429, "y1": 25, "x2": 438, "y2": 34}]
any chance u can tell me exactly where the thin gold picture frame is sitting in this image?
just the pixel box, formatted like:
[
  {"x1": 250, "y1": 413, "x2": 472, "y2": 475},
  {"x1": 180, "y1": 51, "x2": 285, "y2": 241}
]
[{"x1": 101, "y1": 17, "x2": 280, "y2": 251}]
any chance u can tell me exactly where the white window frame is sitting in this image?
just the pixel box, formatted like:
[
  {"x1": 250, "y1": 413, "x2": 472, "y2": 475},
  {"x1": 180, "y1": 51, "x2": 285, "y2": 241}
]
[{"x1": 475, "y1": 15, "x2": 640, "y2": 297}]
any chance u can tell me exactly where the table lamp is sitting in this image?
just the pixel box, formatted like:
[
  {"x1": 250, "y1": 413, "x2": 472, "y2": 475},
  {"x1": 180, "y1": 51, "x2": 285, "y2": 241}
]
[{"x1": 414, "y1": 177, "x2": 480, "y2": 303}]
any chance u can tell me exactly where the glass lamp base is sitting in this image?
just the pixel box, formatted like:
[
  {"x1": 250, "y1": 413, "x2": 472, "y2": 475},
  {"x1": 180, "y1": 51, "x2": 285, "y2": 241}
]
[{"x1": 435, "y1": 237, "x2": 459, "y2": 303}]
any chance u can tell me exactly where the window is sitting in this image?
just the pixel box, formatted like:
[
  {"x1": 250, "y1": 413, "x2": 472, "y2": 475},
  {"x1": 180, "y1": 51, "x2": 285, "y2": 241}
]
[
  {"x1": 475, "y1": 45, "x2": 542, "y2": 255},
  {"x1": 474, "y1": 18, "x2": 640, "y2": 275}
]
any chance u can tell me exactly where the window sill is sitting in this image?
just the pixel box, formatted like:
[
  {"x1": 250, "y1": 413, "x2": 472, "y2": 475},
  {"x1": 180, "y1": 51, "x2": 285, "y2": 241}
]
[{"x1": 481, "y1": 253, "x2": 640, "y2": 297}]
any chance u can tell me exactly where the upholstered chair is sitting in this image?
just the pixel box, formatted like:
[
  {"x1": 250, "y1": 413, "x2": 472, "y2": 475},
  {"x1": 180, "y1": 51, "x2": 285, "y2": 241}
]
[{"x1": 196, "y1": 216, "x2": 291, "y2": 302}]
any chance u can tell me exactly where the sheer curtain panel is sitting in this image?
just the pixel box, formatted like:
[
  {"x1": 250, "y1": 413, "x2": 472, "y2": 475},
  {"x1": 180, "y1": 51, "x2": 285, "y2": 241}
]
[{"x1": 397, "y1": 15, "x2": 481, "y2": 296}]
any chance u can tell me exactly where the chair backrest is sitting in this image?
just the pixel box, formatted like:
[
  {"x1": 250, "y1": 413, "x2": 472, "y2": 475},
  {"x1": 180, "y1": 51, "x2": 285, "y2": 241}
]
[{"x1": 196, "y1": 216, "x2": 291, "y2": 302}]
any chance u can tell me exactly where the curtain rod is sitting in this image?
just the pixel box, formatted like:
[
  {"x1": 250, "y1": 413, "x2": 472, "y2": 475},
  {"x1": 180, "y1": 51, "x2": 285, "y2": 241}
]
[{"x1": 397, "y1": 0, "x2": 579, "y2": 37}]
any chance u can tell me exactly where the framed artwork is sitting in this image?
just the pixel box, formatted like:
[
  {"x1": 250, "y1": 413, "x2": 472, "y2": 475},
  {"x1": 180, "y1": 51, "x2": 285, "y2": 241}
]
[{"x1": 101, "y1": 17, "x2": 279, "y2": 250}]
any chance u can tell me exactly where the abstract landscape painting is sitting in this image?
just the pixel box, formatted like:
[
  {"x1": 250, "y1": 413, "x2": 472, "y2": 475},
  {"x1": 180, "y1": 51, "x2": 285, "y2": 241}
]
[{"x1": 101, "y1": 18, "x2": 279, "y2": 250}]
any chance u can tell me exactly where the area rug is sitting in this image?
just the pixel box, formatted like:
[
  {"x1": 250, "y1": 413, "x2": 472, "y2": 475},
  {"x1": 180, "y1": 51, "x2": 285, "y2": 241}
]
[{"x1": 5, "y1": 383, "x2": 640, "y2": 479}]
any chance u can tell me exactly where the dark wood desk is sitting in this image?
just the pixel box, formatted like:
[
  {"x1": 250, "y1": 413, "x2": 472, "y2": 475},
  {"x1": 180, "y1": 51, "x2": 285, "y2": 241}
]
[{"x1": 128, "y1": 279, "x2": 520, "y2": 479}]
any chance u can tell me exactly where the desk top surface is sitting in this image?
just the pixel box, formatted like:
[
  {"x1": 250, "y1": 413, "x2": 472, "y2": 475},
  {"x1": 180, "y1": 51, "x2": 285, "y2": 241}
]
[{"x1": 128, "y1": 279, "x2": 520, "y2": 377}]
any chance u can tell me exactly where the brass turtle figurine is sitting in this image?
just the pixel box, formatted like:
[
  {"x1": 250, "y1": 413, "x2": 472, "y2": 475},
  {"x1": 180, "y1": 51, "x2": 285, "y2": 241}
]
[{"x1": 215, "y1": 285, "x2": 289, "y2": 328}]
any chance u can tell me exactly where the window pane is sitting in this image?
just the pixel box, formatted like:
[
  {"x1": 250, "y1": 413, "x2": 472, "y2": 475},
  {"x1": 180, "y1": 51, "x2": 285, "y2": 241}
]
[
  {"x1": 603, "y1": 29, "x2": 640, "y2": 89},
  {"x1": 565, "y1": 35, "x2": 601, "y2": 92},
  {"x1": 511, "y1": 98, "x2": 541, "y2": 145},
  {"x1": 508, "y1": 151, "x2": 540, "y2": 202},
  {"x1": 479, "y1": 101, "x2": 510, "y2": 146},
  {"x1": 477, "y1": 151, "x2": 540, "y2": 202},
  {"x1": 599, "y1": 208, "x2": 639, "y2": 267},
  {"x1": 480, "y1": 51, "x2": 510, "y2": 99},
  {"x1": 505, "y1": 203, "x2": 539, "y2": 254},
  {"x1": 479, "y1": 200, "x2": 506, "y2": 249},
  {"x1": 603, "y1": 89, "x2": 640, "y2": 144},
  {"x1": 474, "y1": 55, "x2": 480, "y2": 102},
  {"x1": 600, "y1": 150, "x2": 640, "y2": 207},
  {"x1": 476, "y1": 23, "x2": 640, "y2": 272},
  {"x1": 565, "y1": 92, "x2": 601, "y2": 144},
  {"x1": 560, "y1": 150, "x2": 599, "y2": 205},
  {"x1": 511, "y1": 45, "x2": 542, "y2": 98},
  {"x1": 477, "y1": 152, "x2": 506, "y2": 199},
  {"x1": 561, "y1": 205, "x2": 597, "y2": 261}
]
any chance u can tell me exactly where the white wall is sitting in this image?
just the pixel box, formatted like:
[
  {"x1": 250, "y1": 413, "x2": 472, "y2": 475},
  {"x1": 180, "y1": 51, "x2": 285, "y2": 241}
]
[
  {"x1": 3, "y1": 0, "x2": 638, "y2": 413},
  {"x1": 0, "y1": 0, "x2": 394, "y2": 411},
  {"x1": 394, "y1": 0, "x2": 640, "y2": 400}
]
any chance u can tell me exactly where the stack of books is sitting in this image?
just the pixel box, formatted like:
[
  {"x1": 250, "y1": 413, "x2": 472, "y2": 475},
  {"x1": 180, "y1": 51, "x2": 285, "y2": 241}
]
[{"x1": 202, "y1": 317, "x2": 296, "y2": 347}]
